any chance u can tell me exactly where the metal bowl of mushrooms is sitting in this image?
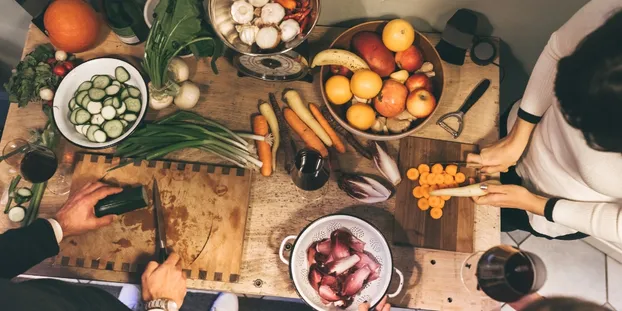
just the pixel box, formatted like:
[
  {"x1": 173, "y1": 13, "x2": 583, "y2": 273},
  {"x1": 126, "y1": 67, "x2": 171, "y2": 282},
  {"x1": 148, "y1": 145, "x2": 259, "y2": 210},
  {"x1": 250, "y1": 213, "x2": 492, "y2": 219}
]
[{"x1": 206, "y1": 0, "x2": 320, "y2": 56}]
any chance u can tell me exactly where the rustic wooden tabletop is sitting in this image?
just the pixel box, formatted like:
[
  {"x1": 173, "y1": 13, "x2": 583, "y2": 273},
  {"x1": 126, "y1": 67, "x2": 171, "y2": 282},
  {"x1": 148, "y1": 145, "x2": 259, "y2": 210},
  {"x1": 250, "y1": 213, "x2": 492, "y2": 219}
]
[{"x1": 0, "y1": 23, "x2": 501, "y2": 310}]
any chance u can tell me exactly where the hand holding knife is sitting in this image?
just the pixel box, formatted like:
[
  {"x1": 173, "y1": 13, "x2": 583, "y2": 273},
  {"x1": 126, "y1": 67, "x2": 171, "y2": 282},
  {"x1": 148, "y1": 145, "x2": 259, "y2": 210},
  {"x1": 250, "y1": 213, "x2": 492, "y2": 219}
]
[{"x1": 153, "y1": 178, "x2": 168, "y2": 263}]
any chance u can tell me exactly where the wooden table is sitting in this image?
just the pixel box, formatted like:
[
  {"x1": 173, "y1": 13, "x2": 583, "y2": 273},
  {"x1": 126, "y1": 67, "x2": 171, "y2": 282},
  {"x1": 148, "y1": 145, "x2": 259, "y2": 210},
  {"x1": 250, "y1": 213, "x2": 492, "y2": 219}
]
[{"x1": 0, "y1": 24, "x2": 501, "y2": 311}]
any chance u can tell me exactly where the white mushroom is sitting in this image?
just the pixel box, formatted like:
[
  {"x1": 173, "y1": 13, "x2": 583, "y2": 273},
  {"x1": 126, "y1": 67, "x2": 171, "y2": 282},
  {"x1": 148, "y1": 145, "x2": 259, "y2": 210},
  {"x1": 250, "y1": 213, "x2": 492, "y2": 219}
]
[
  {"x1": 248, "y1": 0, "x2": 269, "y2": 7},
  {"x1": 280, "y1": 19, "x2": 301, "y2": 43},
  {"x1": 237, "y1": 25, "x2": 260, "y2": 46},
  {"x1": 256, "y1": 26, "x2": 281, "y2": 50},
  {"x1": 261, "y1": 3, "x2": 285, "y2": 25},
  {"x1": 231, "y1": 1, "x2": 254, "y2": 24}
]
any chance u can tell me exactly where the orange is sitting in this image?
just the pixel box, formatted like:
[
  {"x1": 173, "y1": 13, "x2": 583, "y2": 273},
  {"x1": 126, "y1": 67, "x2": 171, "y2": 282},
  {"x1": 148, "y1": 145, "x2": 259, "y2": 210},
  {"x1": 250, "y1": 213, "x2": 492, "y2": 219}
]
[
  {"x1": 346, "y1": 103, "x2": 376, "y2": 130},
  {"x1": 44, "y1": 0, "x2": 100, "y2": 53},
  {"x1": 382, "y1": 19, "x2": 415, "y2": 52},
  {"x1": 350, "y1": 69, "x2": 383, "y2": 99},
  {"x1": 325, "y1": 75, "x2": 353, "y2": 105}
]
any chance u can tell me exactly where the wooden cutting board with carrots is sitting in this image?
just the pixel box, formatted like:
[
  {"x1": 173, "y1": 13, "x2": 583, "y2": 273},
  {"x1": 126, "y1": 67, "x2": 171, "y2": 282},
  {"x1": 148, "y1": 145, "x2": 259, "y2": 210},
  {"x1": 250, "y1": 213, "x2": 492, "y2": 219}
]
[{"x1": 393, "y1": 137, "x2": 478, "y2": 252}]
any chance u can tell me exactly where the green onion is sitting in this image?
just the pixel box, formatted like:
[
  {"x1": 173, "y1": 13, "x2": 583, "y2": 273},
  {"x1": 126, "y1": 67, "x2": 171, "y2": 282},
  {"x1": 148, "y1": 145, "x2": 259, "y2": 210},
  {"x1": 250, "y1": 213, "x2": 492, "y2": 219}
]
[{"x1": 4, "y1": 175, "x2": 21, "y2": 214}]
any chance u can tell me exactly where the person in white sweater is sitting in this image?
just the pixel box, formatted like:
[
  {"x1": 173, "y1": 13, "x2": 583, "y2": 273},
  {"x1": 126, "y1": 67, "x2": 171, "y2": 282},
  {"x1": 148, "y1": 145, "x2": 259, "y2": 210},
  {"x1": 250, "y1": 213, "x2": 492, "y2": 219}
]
[{"x1": 468, "y1": 0, "x2": 622, "y2": 243}]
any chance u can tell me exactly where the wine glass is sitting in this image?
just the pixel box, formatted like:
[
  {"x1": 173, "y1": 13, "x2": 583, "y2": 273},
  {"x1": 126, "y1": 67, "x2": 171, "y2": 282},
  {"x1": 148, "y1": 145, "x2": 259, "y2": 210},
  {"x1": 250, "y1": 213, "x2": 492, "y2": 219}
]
[
  {"x1": 290, "y1": 148, "x2": 330, "y2": 201},
  {"x1": 461, "y1": 245, "x2": 547, "y2": 303}
]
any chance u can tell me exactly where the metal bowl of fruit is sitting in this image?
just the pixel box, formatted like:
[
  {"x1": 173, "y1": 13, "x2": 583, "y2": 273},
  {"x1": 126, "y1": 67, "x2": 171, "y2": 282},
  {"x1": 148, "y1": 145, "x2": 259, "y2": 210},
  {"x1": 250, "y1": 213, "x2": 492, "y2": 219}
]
[
  {"x1": 207, "y1": 0, "x2": 320, "y2": 56},
  {"x1": 317, "y1": 20, "x2": 445, "y2": 141}
]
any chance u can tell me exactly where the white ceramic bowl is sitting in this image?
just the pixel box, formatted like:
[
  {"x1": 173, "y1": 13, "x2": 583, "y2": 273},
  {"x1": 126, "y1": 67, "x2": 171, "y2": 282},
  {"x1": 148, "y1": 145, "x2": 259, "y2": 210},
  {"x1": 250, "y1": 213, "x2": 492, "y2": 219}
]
[
  {"x1": 52, "y1": 58, "x2": 148, "y2": 149},
  {"x1": 279, "y1": 214, "x2": 404, "y2": 311}
]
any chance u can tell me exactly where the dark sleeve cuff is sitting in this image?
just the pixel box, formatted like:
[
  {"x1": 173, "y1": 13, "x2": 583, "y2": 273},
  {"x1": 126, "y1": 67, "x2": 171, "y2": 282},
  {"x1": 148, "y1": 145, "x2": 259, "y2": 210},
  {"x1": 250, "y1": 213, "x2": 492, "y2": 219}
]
[
  {"x1": 518, "y1": 108, "x2": 542, "y2": 124},
  {"x1": 544, "y1": 198, "x2": 560, "y2": 222}
]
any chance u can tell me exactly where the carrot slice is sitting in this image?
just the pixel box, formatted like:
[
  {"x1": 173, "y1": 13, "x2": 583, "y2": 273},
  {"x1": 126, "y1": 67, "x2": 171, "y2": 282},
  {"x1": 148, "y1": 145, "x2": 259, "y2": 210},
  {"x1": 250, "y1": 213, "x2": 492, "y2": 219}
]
[
  {"x1": 431, "y1": 163, "x2": 444, "y2": 174},
  {"x1": 438, "y1": 199, "x2": 446, "y2": 209},
  {"x1": 429, "y1": 196, "x2": 442, "y2": 208},
  {"x1": 419, "y1": 172, "x2": 429, "y2": 185},
  {"x1": 430, "y1": 184, "x2": 439, "y2": 191},
  {"x1": 441, "y1": 194, "x2": 451, "y2": 201},
  {"x1": 407, "y1": 168, "x2": 420, "y2": 181},
  {"x1": 455, "y1": 172, "x2": 466, "y2": 183},
  {"x1": 430, "y1": 207, "x2": 443, "y2": 219},
  {"x1": 418, "y1": 164, "x2": 430, "y2": 174},
  {"x1": 434, "y1": 174, "x2": 445, "y2": 185},
  {"x1": 418, "y1": 198, "x2": 430, "y2": 211},
  {"x1": 412, "y1": 186, "x2": 423, "y2": 198},
  {"x1": 421, "y1": 185, "x2": 430, "y2": 198},
  {"x1": 445, "y1": 164, "x2": 458, "y2": 176},
  {"x1": 427, "y1": 173, "x2": 437, "y2": 185},
  {"x1": 444, "y1": 174, "x2": 455, "y2": 185}
]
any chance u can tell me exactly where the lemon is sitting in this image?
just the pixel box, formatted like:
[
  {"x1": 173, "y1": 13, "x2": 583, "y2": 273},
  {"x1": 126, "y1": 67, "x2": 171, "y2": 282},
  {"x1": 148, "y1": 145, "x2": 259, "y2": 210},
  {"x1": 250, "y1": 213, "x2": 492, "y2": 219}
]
[
  {"x1": 325, "y1": 75, "x2": 353, "y2": 105},
  {"x1": 382, "y1": 19, "x2": 415, "y2": 52},
  {"x1": 346, "y1": 103, "x2": 376, "y2": 131},
  {"x1": 350, "y1": 69, "x2": 382, "y2": 99}
]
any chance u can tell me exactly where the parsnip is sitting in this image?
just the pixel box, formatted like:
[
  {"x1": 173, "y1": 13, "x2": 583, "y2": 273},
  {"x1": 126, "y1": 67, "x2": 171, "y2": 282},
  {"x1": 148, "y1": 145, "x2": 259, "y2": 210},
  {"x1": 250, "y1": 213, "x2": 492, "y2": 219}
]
[
  {"x1": 429, "y1": 180, "x2": 501, "y2": 197},
  {"x1": 259, "y1": 101, "x2": 280, "y2": 172},
  {"x1": 282, "y1": 89, "x2": 333, "y2": 146}
]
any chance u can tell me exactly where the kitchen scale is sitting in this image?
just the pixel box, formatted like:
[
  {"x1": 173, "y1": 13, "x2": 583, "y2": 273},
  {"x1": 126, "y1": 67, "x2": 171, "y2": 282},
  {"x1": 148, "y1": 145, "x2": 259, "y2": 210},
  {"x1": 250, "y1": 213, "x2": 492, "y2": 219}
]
[{"x1": 232, "y1": 40, "x2": 313, "y2": 82}]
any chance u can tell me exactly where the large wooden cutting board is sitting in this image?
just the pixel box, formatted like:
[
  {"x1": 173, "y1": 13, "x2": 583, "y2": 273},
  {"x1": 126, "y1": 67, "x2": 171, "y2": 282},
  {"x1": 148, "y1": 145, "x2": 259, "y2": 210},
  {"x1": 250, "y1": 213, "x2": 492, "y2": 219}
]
[
  {"x1": 55, "y1": 154, "x2": 252, "y2": 282},
  {"x1": 393, "y1": 137, "x2": 478, "y2": 253}
]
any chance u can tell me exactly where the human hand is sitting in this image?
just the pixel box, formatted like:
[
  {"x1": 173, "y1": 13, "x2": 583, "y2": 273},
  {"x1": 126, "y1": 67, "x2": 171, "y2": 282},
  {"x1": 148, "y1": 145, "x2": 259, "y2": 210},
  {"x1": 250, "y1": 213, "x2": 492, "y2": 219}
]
[
  {"x1": 55, "y1": 181, "x2": 123, "y2": 237},
  {"x1": 472, "y1": 183, "x2": 547, "y2": 215},
  {"x1": 358, "y1": 295, "x2": 391, "y2": 311},
  {"x1": 141, "y1": 253, "x2": 187, "y2": 308}
]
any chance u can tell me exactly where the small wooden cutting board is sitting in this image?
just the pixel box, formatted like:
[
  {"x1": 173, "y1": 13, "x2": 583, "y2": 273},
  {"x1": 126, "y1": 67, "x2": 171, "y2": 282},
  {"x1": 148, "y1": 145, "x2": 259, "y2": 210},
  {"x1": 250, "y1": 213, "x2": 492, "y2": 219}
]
[{"x1": 393, "y1": 137, "x2": 478, "y2": 253}]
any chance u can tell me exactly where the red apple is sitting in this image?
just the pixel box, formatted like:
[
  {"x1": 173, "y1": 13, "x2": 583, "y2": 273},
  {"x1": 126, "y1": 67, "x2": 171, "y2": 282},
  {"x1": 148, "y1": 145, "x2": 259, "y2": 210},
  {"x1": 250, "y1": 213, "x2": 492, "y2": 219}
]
[
  {"x1": 406, "y1": 89, "x2": 437, "y2": 118},
  {"x1": 405, "y1": 73, "x2": 433, "y2": 93},
  {"x1": 374, "y1": 79, "x2": 408, "y2": 118},
  {"x1": 330, "y1": 65, "x2": 353, "y2": 77},
  {"x1": 395, "y1": 45, "x2": 424, "y2": 72}
]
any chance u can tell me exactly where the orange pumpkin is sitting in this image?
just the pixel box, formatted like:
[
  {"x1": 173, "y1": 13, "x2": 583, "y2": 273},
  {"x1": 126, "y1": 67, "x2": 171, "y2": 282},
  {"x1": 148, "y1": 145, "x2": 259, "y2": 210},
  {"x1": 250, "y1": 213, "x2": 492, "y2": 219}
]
[{"x1": 44, "y1": 0, "x2": 100, "y2": 53}]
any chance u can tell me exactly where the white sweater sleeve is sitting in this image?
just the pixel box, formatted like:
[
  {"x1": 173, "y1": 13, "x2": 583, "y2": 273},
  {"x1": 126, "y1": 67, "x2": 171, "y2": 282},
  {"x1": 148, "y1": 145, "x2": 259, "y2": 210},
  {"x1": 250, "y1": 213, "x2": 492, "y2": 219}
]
[
  {"x1": 519, "y1": 0, "x2": 622, "y2": 118},
  {"x1": 553, "y1": 200, "x2": 622, "y2": 243}
]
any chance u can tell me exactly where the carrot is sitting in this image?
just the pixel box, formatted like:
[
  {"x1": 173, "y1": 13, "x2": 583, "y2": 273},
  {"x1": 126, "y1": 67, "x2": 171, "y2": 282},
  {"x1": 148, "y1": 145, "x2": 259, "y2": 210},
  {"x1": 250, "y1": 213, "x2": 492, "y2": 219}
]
[
  {"x1": 445, "y1": 164, "x2": 458, "y2": 176},
  {"x1": 283, "y1": 108, "x2": 328, "y2": 157},
  {"x1": 418, "y1": 198, "x2": 430, "y2": 211},
  {"x1": 407, "y1": 168, "x2": 420, "y2": 181},
  {"x1": 438, "y1": 199, "x2": 446, "y2": 208},
  {"x1": 441, "y1": 195, "x2": 451, "y2": 201},
  {"x1": 253, "y1": 115, "x2": 272, "y2": 177},
  {"x1": 429, "y1": 184, "x2": 439, "y2": 192},
  {"x1": 419, "y1": 172, "x2": 429, "y2": 185},
  {"x1": 418, "y1": 164, "x2": 430, "y2": 173},
  {"x1": 421, "y1": 185, "x2": 430, "y2": 198},
  {"x1": 431, "y1": 163, "x2": 444, "y2": 174},
  {"x1": 427, "y1": 173, "x2": 437, "y2": 185},
  {"x1": 430, "y1": 207, "x2": 443, "y2": 219},
  {"x1": 444, "y1": 174, "x2": 455, "y2": 185},
  {"x1": 283, "y1": 89, "x2": 333, "y2": 146},
  {"x1": 412, "y1": 186, "x2": 423, "y2": 198},
  {"x1": 309, "y1": 103, "x2": 346, "y2": 153},
  {"x1": 434, "y1": 174, "x2": 445, "y2": 185},
  {"x1": 455, "y1": 172, "x2": 466, "y2": 183},
  {"x1": 429, "y1": 196, "x2": 442, "y2": 208}
]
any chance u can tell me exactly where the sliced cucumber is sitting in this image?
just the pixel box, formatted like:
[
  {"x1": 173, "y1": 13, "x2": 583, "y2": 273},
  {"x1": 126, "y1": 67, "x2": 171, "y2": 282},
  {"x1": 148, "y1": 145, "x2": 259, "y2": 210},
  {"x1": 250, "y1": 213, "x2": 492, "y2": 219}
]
[
  {"x1": 92, "y1": 75, "x2": 112, "y2": 89},
  {"x1": 75, "y1": 109, "x2": 91, "y2": 124},
  {"x1": 120, "y1": 89, "x2": 130, "y2": 100},
  {"x1": 112, "y1": 80, "x2": 121, "y2": 87},
  {"x1": 81, "y1": 95, "x2": 91, "y2": 108},
  {"x1": 128, "y1": 86, "x2": 141, "y2": 98},
  {"x1": 115, "y1": 66, "x2": 130, "y2": 83},
  {"x1": 8, "y1": 206, "x2": 25, "y2": 223},
  {"x1": 116, "y1": 102, "x2": 126, "y2": 115},
  {"x1": 103, "y1": 120, "x2": 124, "y2": 139},
  {"x1": 69, "y1": 98, "x2": 78, "y2": 110},
  {"x1": 69, "y1": 109, "x2": 79, "y2": 124},
  {"x1": 120, "y1": 120, "x2": 129, "y2": 128},
  {"x1": 105, "y1": 84, "x2": 120, "y2": 96},
  {"x1": 77, "y1": 81, "x2": 93, "y2": 92},
  {"x1": 15, "y1": 187, "x2": 32, "y2": 201},
  {"x1": 75, "y1": 124, "x2": 87, "y2": 135},
  {"x1": 124, "y1": 97, "x2": 142, "y2": 113},
  {"x1": 91, "y1": 114, "x2": 105, "y2": 125},
  {"x1": 93, "y1": 130, "x2": 107, "y2": 143},
  {"x1": 76, "y1": 90, "x2": 89, "y2": 105},
  {"x1": 86, "y1": 125, "x2": 100, "y2": 142},
  {"x1": 123, "y1": 114, "x2": 138, "y2": 122},
  {"x1": 103, "y1": 97, "x2": 114, "y2": 107},
  {"x1": 87, "y1": 101, "x2": 103, "y2": 114},
  {"x1": 101, "y1": 106, "x2": 117, "y2": 120},
  {"x1": 91, "y1": 75, "x2": 100, "y2": 81},
  {"x1": 112, "y1": 97, "x2": 121, "y2": 108},
  {"x1": 81, "y1": 124, "x2": 90, "y2": 136},
  {"x1": 88, "y1": 88, "x2": 106, "y2": 101}
]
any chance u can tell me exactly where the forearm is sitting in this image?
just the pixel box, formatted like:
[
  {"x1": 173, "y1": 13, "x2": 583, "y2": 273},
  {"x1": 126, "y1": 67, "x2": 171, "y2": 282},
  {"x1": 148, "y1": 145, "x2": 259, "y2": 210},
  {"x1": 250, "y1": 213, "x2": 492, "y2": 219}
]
[
  {"x1": 551, "y1": 200, "x2": 622, "y2": 243},
  {"x1": 0, "y1": 219, "x2": 60, "y2": 279}
]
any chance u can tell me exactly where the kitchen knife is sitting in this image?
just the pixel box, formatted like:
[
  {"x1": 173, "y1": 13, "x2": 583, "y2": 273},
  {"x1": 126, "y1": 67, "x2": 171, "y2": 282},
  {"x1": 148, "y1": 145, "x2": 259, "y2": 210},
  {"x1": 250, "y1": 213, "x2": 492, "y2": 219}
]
[{"x1": 153, "y1": 178, "x2": 168, "y2": 263}]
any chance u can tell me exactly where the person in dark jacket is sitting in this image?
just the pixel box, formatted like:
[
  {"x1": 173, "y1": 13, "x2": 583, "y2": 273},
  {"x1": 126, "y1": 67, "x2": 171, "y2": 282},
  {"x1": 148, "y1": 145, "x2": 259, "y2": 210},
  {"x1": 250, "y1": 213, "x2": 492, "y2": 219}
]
[{"x1": 0, "y1": 182, "x2": 187, "y2": 311}]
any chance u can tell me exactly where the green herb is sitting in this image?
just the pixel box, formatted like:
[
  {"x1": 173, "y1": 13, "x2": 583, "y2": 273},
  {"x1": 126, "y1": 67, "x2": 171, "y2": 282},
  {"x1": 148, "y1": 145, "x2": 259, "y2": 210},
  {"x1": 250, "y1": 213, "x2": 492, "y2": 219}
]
[
  {"x1": 4, "y1": 45, "x2": 60, "y2": 107},
  {"x1": 4, "y1": 175, "x2": 22, "y2": 214}
]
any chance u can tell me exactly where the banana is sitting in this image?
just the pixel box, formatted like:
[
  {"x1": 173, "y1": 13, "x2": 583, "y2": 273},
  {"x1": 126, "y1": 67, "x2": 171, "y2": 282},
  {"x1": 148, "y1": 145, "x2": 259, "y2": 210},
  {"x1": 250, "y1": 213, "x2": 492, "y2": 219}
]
[{"x1": 310, "y1": 49, "x2": 370, "y2": 72}]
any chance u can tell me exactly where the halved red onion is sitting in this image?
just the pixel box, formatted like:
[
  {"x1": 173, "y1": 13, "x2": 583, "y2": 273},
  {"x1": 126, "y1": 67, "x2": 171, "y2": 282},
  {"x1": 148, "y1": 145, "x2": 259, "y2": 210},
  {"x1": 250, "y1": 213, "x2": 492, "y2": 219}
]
[
  {"x1": 326, "y1": 254, "x2": 360, "y2": 275},
  {"x1": 355, "y1": 252, "x2": 380, "y2": 273},
  {"x1": 307, "y1": 243, "x2": 317, "y2": 267},
  {"x1": 331, "y1": 230, "x2": 352, "y2": 260},
  {"x1": 349, "y1": 235, "x2": 366, "y2": 253},
  {"x1": 318, "y1": 285, "x2": 341, "y2": 302},
  {"x1": 342, "y1": 265, "x2": 371, "y2": 296},
  {"x1": 316, "y1": 238, "x2": 331, "y2": 255},
  {"x1": 321, "y1": 274, "x2": 338, "y2": 287},
  {"x1": 308, "y1": 265, "x2": 323, "y2": 291}
]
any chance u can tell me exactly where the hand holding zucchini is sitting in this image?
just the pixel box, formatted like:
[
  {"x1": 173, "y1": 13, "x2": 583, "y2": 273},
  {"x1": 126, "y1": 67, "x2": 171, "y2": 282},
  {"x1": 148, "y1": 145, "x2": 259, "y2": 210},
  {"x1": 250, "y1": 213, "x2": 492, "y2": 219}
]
[{"x1": 94, "y1": 185, "x2": 149, "y2": 217}]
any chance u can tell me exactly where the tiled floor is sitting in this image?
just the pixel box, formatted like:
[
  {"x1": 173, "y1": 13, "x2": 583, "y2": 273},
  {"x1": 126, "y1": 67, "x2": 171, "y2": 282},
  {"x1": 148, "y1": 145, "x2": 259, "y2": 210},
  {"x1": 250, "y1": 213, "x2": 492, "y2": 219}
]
[{"x1": 500, "y1": 230, "x2": 622, "y2": 311}]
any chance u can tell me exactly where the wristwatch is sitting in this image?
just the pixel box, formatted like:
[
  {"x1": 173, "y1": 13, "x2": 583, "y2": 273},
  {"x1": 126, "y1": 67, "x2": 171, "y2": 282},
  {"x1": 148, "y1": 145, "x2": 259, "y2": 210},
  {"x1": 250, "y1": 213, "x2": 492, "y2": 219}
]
[{"x1": 145, "y1": 299, "x2": 178, "y2": 311}]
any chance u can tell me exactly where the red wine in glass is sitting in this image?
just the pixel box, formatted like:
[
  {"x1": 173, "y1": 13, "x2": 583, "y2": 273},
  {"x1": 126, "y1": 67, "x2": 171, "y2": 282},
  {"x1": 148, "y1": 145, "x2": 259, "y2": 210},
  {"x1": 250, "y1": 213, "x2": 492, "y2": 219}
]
[
  {"x1": 20, "y1": 145, "x2": 58, "y2": 183},
  {"x1": 290, "y1": 149, "x2": 330, "y2": 191}
]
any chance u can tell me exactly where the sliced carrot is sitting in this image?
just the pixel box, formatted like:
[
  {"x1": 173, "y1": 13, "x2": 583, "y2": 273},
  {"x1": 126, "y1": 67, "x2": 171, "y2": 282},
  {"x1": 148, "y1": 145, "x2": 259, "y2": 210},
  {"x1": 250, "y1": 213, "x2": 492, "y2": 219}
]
[
  {"x1": 418, "y1": 164, "x2": 430, "y2": 174},
  {"x1": 438, "y1": 199, "x2": 446, "y2": 208},
  {"x1": 417, "y1": 198, "x2": 430, "y2": 211},
  {"x1": 434, "y1": 174, "x2": 445, "y2": 185},
  {"x1": 441, "y1": 194, "x2": 451, "y2": 201},
  {"x1": 445, "y1": 164, "x2": 458, "y2": 176},
  {"x1": 309, "y1": 103, "x2": 346, "y2": 153},
  {"x1": 407, "y1": 168, "x2": 420, "y2": 181},
  {"x1": 427, "y1": 173, "x2": 437, "y2": 185},
  {"x1": 412, "y1": 186, "x2": 423, "y2": 198},
  {"x1": 431, "y1": 163, "x2": 444, "y2": 174},
  {"x1": 429, "y1": 196, "x2": 442, "y2": 208},
  {"x1": 419, "y1": 172, "x2": 429, "y2": 185},
  {"x1": 283, "y1": 108, "x2": 328, "y2": 157},
  {"x1": 430, "y1": 184, "x2": 439, "y2": 191},
  {"x1": 421, "y1": 185, "x2": 430, "y2": 198},
  {"x1": 444, "y1": 174, "x2": 455, "y2": 185},
  {"x1": 455, "y1": 172, "x2": 466, "y2": 183},
  {"x1": 430, "y1": 207, "x2": 443, "y2": 219}
]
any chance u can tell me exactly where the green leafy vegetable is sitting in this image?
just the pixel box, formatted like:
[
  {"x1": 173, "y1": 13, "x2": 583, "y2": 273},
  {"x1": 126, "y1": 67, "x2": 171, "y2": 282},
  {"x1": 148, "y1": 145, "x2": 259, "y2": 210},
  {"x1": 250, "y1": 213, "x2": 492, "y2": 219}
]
[{"x1": 4, "y1": 45, "x2": 60, "y2": 107}]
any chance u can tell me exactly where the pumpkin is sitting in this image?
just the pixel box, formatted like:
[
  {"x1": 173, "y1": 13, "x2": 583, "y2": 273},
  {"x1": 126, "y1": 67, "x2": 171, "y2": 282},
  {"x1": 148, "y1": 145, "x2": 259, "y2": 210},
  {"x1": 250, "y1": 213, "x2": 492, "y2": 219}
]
[{"x1": 44, "y1": 0, "x2": 100, "y2": 53}]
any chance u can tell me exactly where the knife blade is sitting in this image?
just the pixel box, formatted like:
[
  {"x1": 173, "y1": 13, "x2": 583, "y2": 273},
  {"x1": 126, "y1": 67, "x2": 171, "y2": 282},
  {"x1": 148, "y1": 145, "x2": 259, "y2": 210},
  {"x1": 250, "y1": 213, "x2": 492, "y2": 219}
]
[{"x1": 153, "y1": 178, "x2": 168, "y2": 263}]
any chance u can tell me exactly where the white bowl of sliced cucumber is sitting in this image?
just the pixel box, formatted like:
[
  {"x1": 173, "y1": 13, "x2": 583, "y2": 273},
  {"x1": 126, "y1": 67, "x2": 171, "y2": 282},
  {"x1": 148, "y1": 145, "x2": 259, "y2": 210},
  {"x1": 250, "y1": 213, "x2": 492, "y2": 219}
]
[{"x1": 53, "y1": 58, "x2": 148, "y2": 149}]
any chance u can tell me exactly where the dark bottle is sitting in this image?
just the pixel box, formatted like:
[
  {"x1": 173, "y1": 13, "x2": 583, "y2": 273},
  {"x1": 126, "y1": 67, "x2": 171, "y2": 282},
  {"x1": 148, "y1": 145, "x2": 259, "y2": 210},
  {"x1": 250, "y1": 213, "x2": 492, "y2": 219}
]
[
  {"x1": 20, "y1": 147, "x2": 58, "y2": 183},
  {"x1": 103, "y1": 0, "x2": 149, "y2": 45}
]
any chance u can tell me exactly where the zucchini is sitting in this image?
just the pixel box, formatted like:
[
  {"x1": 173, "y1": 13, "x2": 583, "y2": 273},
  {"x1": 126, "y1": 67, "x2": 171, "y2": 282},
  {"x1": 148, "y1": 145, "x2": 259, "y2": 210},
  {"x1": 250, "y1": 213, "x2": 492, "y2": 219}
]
[
  {"x1": 116, "y1": 102, "x2": 126, "y2": 115},
  {"x1": 101, "y1": 106, "x2": 117, "y2": 120},
  {"x1": 92, "y1": 75, "x2": 112, "y2": 89},
  {"x1": 69, "y1": 109, "x2": 79, "y2": 124},
  {"x1": 103, "y1": 120, "x2": 124, "y2": 139},
  {"x1": 91, "y1": 75, "x2": 100, "y2": 81},
  {"x1": 94, "y1": 186, "x2": 148, "y2": 217},
  {"x1": 81, "y1": 124, "x2": 90, "y2": 136},
  {"x1": 14, "y1": 187, "x2": 32, "y2": 205},
  {"x1": 120, "y1": 89, "x2": 130, "y2": 100},
  {"x1": 81, "y1": 95, "x2": 91, "y2": 108},
  {"x1": 69, "y1": 98, "x2": 78, "y2": 110},
  {"x1": 75, "y1": 109, "x2": 91, "y2": 124},
  {"x1": 124, "y1": 97, "x2": 141, "y2": 113},
  {"x1": 103, "y1": 97, "x2": 114, "y2": 107},
  {"x1": 105, "y1": 84, "x2": 120, "y2": 96},
  {"x1": 76, "y1": 90, "x2": 88, "y2": 105},
  {"x1": 112, "y1": 97, "x2": 121, "y2": 108},
  {"x1": 93, "y1": 130, "x2": 107, "y2": 143},
  {"x1": 115, "y1": 66, "x2": 130, "y2": 83},
  {"x1": 87, "y1": 101, "x2": 103, "y2": 114},
  {"x1": 8, "y1": 206, "x2": 25, "y2": 223},
  {"x1": 112, "y1": 80, "x2": 121, "y2": 87},
  {"x1": 77, "y1": 81, "x2": 93, "y2": 92},
  {"x1": 91, "y1": 114, "x2": 105, "y2": 125},
  {"x1": 120, "y1": 120, "x2": 129, "y2": 128},
  {"x1": 123, "y1": 114, "x2": 137, "y2": 122},
  {"x1": 128, "y1": 86, "x2": 141, "y2": 98},
  {"x1": 86, "y1": 125, "x2": 100, "y2": 142},
  {"x1": 75, "y1": 124, "x2": 87, "y2": 136},
  {"x1": 88, "y1": 88, "x2": 106, "y2": 101}
]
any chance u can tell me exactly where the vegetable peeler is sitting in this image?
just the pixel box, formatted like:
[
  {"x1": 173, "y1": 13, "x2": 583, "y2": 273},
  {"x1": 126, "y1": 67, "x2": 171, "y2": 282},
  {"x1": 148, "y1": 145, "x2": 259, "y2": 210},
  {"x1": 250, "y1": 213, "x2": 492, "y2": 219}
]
[{"x1": 437, "y1": 79, "x2": 491, "y2": 138}]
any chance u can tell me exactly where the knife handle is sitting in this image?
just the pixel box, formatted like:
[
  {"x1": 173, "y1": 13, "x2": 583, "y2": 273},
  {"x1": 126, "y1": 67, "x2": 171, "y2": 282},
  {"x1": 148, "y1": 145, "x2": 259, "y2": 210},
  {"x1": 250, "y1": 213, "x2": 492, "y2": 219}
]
[{"x1": 459, "y1": 79, "x2": 491, "y2": 114}]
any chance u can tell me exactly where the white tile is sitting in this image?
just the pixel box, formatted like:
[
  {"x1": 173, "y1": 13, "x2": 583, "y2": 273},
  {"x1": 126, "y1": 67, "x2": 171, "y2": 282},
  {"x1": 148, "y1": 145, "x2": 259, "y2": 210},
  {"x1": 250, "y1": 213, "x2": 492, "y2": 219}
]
[
  {"x1": 608, "y1": 256, "x2": 622, "y2": 310},
  {"x1": 501, "y1": 303, "x2": 516, "y2": 311},
  {"x1": 603, "y1": 302, "x2": 616, "y2": 311},
  {"x1": 502, "y1": 232, "x2": 518, "y2": 247},
  {"x1": 520, "y1": 237, "x2": 607, "y2": 304},
  {"x1": 508, "y1": 230, "x2": 531, "y2": 246}
]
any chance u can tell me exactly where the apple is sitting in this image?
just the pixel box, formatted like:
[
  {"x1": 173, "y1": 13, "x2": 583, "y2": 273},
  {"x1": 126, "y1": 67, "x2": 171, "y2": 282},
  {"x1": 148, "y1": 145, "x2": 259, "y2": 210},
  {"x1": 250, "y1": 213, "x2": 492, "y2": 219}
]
[
  {"x1": 406, "y1": 89, "x2": 437, "y2": 118},
  {"x1": 405, "y1": 73, "x2": 433, "y2": 93},
  {"x1": 373, "y1": 79, "x2": 408, "y2": 118},
  {"x1": 395, "y1": 45, "x2": 424, "y2": 72},
  {"x1": 330, "y1": 65, "x2": 353, "y2": 77}
]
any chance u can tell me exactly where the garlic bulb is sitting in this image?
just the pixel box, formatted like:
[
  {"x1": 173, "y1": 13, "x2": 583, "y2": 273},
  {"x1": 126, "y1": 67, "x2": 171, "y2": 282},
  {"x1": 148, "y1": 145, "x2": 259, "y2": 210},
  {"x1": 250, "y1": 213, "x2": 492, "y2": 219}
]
[
  {"x1": 261, "y1": 3, "x2": 285, "y2": 24},
  {"x1": 256, "y1": 26, "x2": 281, "y2": 49},
  {"x1": 237, "y1": 25, "x2": 259, "y2": 46},
  {"x1": 279, "y1": 19, "x2": 300, "y2": 43},
  {"x1": 249, "y1": 0, "x2": 269, "y2": 7},
  {"x1": 231, "y1": 1, "x2": 254, "y2": 24}
]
